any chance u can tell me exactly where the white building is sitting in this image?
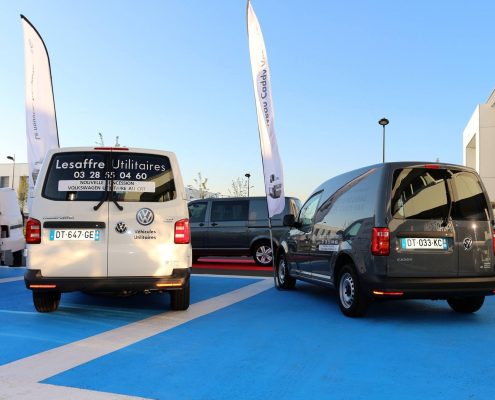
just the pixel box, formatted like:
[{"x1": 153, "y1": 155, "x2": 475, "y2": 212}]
[
  {"x1": 0, "y1": 162, "x2": 29, "y2": 192},
  {"x1": 463, "y1": 89, "x2": 495, "y2": 203}
]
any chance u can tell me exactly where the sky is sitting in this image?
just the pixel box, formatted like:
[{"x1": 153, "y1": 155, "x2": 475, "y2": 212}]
[{"x1": 0, "y1": 0, "x2": 494, "y2": 202}]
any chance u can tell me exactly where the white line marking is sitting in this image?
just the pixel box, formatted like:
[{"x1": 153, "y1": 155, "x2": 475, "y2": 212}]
[
  {"x1": 0, "y1": 276, "x2": 24, "y2": 284},
  {"x1": 0, "y1": 278, "x2": 272, "y2": 399}
]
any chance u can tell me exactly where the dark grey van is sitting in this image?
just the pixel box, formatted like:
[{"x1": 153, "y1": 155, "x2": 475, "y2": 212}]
[
  {"x1": 276, "y1": 162, "x2": 495, "y2": 317},
  {"x1": 188, "y1": 196, "x2": 301, "y2": 265}
]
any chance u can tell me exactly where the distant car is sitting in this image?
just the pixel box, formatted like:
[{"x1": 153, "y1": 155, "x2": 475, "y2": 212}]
[
  {"x1": 0, "y1": 188, "x2": 25, "y2": 266},
  {"x1": 276, "y1": 162, "x2": 495, "y2": 317},
  {"x1": 188, "y1": 196, "x2": 301, "y2": 265}
]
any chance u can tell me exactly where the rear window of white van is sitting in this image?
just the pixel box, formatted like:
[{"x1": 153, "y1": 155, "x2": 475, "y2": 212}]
[{"x1": 42, "y1": 151, "x2": 176, "y2": 202}]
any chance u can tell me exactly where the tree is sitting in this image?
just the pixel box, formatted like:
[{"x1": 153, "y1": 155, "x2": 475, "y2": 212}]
[
  {"x1": 193, "y1": 172, "x2": 209, "y2": 199},
  {"x1": 228, "y1": 177, "x2": 251, "y2": 197}
]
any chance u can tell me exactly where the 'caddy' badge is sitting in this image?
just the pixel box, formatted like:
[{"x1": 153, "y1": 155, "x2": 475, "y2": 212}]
[{"x1": 136, "y1": 208, "x2": 154, "y2": 226}]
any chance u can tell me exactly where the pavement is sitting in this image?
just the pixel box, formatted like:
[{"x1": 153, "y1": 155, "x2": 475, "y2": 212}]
[{"x1": 1, "y1": 261, "x2": 495, "y2": 399}]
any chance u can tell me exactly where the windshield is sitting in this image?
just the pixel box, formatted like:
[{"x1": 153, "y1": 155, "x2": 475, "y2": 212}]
[
  {"x1": 42, "y1": 151, "x2": 176, "y2": 202},
  {"x1": 391, "y1": 167, "x2": 489, "y2": 221}
]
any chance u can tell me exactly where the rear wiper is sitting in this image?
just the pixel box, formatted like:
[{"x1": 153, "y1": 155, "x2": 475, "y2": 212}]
[
  {"x1": 93, "y1": 179, "x2": 123, "y2": 211},
  {"x1": 109, "y1": 180, "x2": 124, "y2": 211},
  {"x1": 93, "y1": 190, "x2": 109, "y2": 211}
]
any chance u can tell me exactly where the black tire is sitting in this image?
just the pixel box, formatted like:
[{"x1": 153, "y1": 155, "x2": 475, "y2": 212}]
[
  {"x1": 447, "y1": 296, "x2": 485, "y2": 314},
  {"x1": 337, "y1": 264, "x2": 369, "y2": 318},
  {"x1": 275, "y1": 253, "x2": 296, "y2": 289},
  {"x1": 33, "y1": 291, "x2": 61, "y2": 313},
  {"x1": 12, "y1": 250, "x2": 24, "y2": 267},
  {"x1": 253, "y1": 241, "x2": 273, "y2": 266},
  {"x1": 170, "y1": 281, "x2": 190, "y2": 311}
]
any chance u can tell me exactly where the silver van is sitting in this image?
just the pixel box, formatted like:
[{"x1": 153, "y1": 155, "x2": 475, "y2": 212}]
[
  {"x1": 276, "y1": 162, "x2": 495, "y2": 317},
  {"x1": 189, "y1": 196, "x2": 300, "y2": 265},
  {"x1": 24, "y1": 147, "x2": 191, "y2": 312}
]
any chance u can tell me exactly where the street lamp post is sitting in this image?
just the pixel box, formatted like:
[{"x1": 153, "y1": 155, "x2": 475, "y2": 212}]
[
  {"x1": 7, "y1": 155, "x2": 15, "y2": 189},
  {"x1": 244, "y1": 173, "x2": 251, "y2": 197},
  {"x1": 378, "y1": 118, "x2": 389, "y2": 163}
]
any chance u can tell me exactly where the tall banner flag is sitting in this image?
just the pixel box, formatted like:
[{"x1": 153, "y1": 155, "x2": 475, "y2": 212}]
[
  {"x1": 21, "y1": 15, "x2": 60, "y2": 208},
  {"x1": 247, "y1": 0, "x2": 285, "y2": 218}
]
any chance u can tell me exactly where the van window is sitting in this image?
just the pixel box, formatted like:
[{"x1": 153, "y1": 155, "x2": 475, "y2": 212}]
[
  {"x1": 391, "y1": 168, "x2": 449, "y2": 220},
  {"x1": 42, "y1": 151, "x2": 176, "y2": 202},
  {"x1": 298, "y1": 192, "x2": 322, "y2": 230},
  {"x1": 450, "y1": 171, "x2": 489, "y2": 221},
  {"x1": 391, "y1": 167, "x2": 489, "y2": 221},
  {"x1": 249, "y1": 199, "x2": 268, "y2": 221},
  {"x1": 211, "y1": 200, "x2": 249, "y2": 222},
  {"x1": 189, "y1": 202, "x2": 208, "y2": 223}
]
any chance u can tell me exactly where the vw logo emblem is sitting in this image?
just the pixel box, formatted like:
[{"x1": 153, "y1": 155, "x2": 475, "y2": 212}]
[
  {"x1": 115, "y1": 221, "x2": 127, "y2": 234},
  {"x1": 136, "y1": 208, "x2": 154, "y2": 226},
  {"x1": 463, "y1": 237, "x2": 473, "y2": 251}
]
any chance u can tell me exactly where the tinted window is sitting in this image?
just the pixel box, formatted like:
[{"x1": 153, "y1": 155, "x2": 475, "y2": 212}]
[
  {"x1": 189, "y1": 202, "x2": 208, "y2": 223},
  {"x1": 450, "y1": 171, "x2": 489, "y2": 221},
  {"x1": 298, "y1": 193, "x2": 322, "y2": 229},
  {"x1": 391, "y1": 168, "x2": 449, "y2": 220},
  {"x1": 42, "y1": 151, "x2": 176, "y2": 202},
  {"x1": 391, "y1": 167, "x2": 489, "y2": 221},
  {"x1": 249, "y1": 199, "x2": 268, "y2": 221},
  {"x1": 211, "y1": 200, "x2": 249, "y2": 222}
]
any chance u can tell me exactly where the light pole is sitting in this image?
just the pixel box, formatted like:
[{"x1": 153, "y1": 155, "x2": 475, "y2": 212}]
[
  {"x1": 378, "y1": 118, "x2": 389, "y2": 163},
  {"x1": 7, "y1": 155, "x2": 15, "y2": 189},
  {"x1": 244, "y1": 173, "x2": 251, "y2": 197}
]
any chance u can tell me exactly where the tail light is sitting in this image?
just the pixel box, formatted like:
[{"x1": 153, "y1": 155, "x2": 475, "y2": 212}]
[
  {"x1": 174, "y1": 219, "x2": 190, "y2": 244},
  {"x1": 26, "y1": 218, "x2": 42, "y2": 244},
  {"x1": 372, "y1": 227, "x2": 390, "y2": 256}
]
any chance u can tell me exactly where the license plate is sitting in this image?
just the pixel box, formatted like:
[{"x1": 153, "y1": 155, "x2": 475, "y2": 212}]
[
  {"x1": 401, "y1": 238, "x2": 447, "y2": 250},
  {"x1": 49, "y1": 229, "x2": 101, "y2": 241}
]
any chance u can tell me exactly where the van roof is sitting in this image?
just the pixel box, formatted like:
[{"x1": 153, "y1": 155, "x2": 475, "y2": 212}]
[{"x1": 311, "y1": 161, "x2": 475, "y2": 199}]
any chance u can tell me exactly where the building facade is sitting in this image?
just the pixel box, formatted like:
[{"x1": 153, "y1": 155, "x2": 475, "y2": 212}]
[{"x1": 463, "y1": 89, "x2": 495, "y2": 203}]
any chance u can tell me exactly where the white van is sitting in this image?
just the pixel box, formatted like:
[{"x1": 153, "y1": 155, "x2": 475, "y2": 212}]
[
  {"x1": 24, "y1": 147, "x2": 191, "y2": 312},
  {"x1": 0, "y1": 188, "x2": 25, "y2": 266}
]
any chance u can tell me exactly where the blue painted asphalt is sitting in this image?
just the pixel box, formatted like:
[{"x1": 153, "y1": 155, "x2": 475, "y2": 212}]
[{"x1": 2, "y1": 267, "x2": 495, "y2": 399}]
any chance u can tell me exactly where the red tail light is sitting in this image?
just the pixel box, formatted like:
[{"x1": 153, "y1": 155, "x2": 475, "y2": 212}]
[
  {"x1": 26, "y1": 218, "x2": 42, "y2": 244},
  {"x1": 372, "y1": 227, "x2": 390, "y2": 256},
  {"x1": 174, "y1": 219, "x2": 190, "y2": 244}
]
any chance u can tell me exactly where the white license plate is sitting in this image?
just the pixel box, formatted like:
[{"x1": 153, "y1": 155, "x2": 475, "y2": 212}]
[
  {"x1": 401, "y1": 238, "x2": 447, "y2": 250},
  {"x1": 49, "y1": 229, "x2": 101, "y2": 241}
]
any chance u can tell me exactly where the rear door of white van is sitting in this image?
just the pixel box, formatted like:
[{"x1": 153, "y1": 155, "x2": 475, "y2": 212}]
[
  {"x1": 29, "y1": 150, "x2": 109, "y2": 278},
  {"x1": 106, "y1": 149, "x2": 190, "y2": 277}
]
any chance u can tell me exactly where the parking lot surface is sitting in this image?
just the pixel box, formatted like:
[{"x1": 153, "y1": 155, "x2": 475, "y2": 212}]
[{"x1": 1, "y1": 263, "x2": 495, "y2": 399}]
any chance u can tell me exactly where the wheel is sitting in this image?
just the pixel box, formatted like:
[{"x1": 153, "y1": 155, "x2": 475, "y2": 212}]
[
  {"x1": 275, "y1": 253, "x2": 296, "y2": 289},
  {"x1": 12, "y1": 250, "x2": 24, "y2": 266},
  {"x1": 170, "y1": 281, "x2": 190, "y2": 311},
  {"x1": 253, "y1": 242, "x2": 273, "y2": 266},
  {"x1": 337, "y1": 264, "x2": 369, "y2": 317},
  {"x1": 33, "y1": 291, "x2": 61, "y2": 313},
  {"x1": 447, "y1": 296, "x2": 485, "y2": 313}
]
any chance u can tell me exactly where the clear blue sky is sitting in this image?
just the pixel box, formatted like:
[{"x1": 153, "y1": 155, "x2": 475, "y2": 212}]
[{"x1": 1, "y1": 0, "x2": 494, "y2": 201}]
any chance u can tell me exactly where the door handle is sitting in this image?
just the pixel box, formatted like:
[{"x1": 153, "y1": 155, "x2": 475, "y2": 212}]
[
  {"x1": 199, "y1": 223, "x2": 204, "y2": 227},
  {"x1": 211, "y1": 222, "x2": 218, "y2": 227}
]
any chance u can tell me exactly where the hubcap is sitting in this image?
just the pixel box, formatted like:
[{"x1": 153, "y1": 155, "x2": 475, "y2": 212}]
[
  {"x1": 256, "y1": 245, "x2": 273, "y2": 265},
  {"x1": 339, "y1": 272, "x2": 355, "y2": 309}
]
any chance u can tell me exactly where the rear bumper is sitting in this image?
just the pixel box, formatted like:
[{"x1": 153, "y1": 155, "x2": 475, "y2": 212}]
[
  {"x1": 24, "y1": 268, "x2": 190, "y2": 293},
  {"x1": 363, "y1": 275, "x2": 495, "y2": 299}
]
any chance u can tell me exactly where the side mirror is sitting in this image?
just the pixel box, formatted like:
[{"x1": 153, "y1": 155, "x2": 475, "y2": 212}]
[{"x1": 283, "y1": 214, "x2": 296, "y2": 227}]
